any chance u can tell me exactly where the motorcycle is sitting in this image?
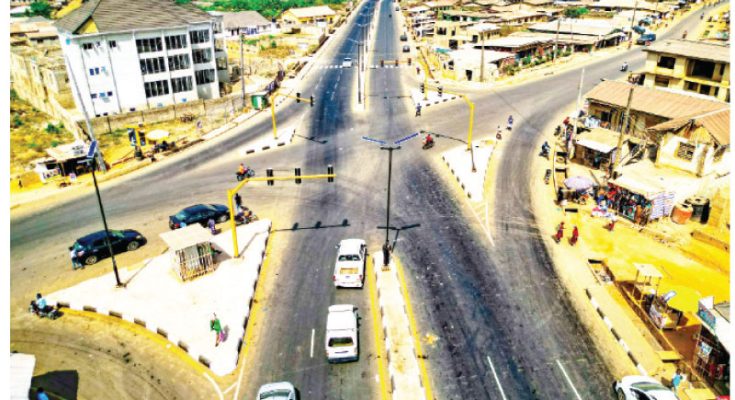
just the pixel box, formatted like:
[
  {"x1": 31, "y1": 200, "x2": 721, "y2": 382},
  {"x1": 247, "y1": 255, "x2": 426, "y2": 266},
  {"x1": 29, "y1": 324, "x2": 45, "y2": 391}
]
[
  {"x1": 235, "y1": 211, "x2": 259, "y2": 225},
  {"x1": 540, "y1": 148, "x2": 550, "y2": 159},
  {"x1": 29, "y1": 301, "x2": 60, "y2": 320},
  {"x1": 236, "y1": 168, "x2": 256, "y2": 182},
  {"x1": 544, "y1": 169, "x2": 551, "y2": 185},
  {"x1": 620, "y1": 63, "x2": 629, "y2": 72},
  {"x1": 422, "y1": 139, "x2": 435, "y2": 150}
]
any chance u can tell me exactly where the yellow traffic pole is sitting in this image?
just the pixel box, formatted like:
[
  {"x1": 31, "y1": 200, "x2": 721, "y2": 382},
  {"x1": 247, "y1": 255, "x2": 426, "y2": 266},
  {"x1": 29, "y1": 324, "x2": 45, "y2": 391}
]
[
  {"x1": 467, "y1": 98, "x2": 476, "y2": 172},
  {"x1": 227, "y1": 188, "x2": 240, "y2": 257},
  {"x1": 270, "y1": 94, "x2": 278, "y2": 140}
]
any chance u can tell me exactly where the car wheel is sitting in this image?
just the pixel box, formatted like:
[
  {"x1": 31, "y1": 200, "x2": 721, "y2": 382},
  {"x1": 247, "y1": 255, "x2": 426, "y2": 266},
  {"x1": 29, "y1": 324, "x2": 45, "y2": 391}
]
[
  {"x1": 616, "y1": 388, "x2": 627, "y2": 400},
  {"x1": 127, "y1": 241, "x2": 140, "y2": 251},
  {"x1": 217, "y1": 214, "x2": 228, "y2": 223},
  {"x1": 84, "y1": 255, "x2": 98, "y2": 265}
]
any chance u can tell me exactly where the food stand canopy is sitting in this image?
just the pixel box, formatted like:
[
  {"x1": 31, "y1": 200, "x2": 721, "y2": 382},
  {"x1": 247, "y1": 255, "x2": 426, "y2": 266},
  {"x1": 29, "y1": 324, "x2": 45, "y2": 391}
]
[
  {"x1": 658, "y1": 283, "x2": 702, "y2": 314},
  {"x1": 575, "y1": 127, "x2": 621, "y2": 154},
  {"x1": 635, "y1": 263, "x2": 663, "y2": 279},
  {"x1": 159, "y1": 224, "x2": 212, "y2": 251},
  {"x1": 609, "y1": 174, "x2": 666, "y2": 200},
  {"x1": 10, "y1": 353, "x2": 36, "y2": 400}
]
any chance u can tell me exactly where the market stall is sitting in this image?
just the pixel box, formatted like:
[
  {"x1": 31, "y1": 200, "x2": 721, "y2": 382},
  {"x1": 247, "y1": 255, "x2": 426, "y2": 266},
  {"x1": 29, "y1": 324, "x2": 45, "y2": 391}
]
[
  {"x1": 608, "y1": 173, "x2": 675, "y2": 224},
  {"x1": 159, "y1": 225, "x2": 217, "y2": 281},
  {"x1": 694, "y1": 297, "x2": 731, "y2": 396},
  {"x1": 644, "y1": 284, "x2": 701, "y2": 330},
  {"x1": 573, "y1": 127, "x2": 623, "y2": 171}
]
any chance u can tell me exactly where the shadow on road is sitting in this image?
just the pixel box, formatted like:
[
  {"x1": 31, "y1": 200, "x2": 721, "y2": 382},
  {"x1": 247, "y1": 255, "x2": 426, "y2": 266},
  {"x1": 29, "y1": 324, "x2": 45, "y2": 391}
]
[
  {"x1": 32, "y1": 369, "x2": 79, "y2": 400},
  {"x1": 273, "y1": 219, "x2": 350, "y2": 232},
  {"x1": 294, "y1": 134, "x2": 328, "y2": 144},
  {"x1": 376, "y1": 223, "x2": 421, "y2": 250}
]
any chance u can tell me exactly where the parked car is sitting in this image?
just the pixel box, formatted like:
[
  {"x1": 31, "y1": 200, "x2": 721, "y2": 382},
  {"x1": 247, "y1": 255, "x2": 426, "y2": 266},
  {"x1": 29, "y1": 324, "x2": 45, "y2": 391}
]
[
  {"x1": 400, "y1": 34, "x2": 408, "y2": 41},
  {"x1": 342, "y1": 57, "x2": 353, "y2": 67},
  {"x1": 614, "y1": 376, "x2": 678, "y2": 400},
  {"x1": 256, "y1": 382, "x2": 297, "y2": 400},
  {"x1": 169, "y1": 204, "x2": 230, "y2": 230},
  {"x1": 333, "y1": 239, "x2": 366, "y2": 288},
  {"x1": 71, "y1": 229, "x2": 147, "y2": 265},
  {"x1": 325, "y1": 304, "x2": 358, "y2": 362},
  {"x1": 402, "y1": 45, "x2": 410, "y2": 53},
  {"x1": 636, "y1": 32, "x2": 657, "y2": 44}
]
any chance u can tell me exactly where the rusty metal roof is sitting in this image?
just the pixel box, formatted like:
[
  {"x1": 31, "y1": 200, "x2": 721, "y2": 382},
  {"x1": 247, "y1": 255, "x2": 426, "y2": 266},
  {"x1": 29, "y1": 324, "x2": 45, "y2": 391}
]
[
  {"x1": 644, "y1": 39, "x2": 730, "y2": 64},
  {"x1": 648, "y1": 108, "x2": 730, "y2": 146},
  {"x1": 585, "y1": 80, "x2": 728, "y2": 119}
]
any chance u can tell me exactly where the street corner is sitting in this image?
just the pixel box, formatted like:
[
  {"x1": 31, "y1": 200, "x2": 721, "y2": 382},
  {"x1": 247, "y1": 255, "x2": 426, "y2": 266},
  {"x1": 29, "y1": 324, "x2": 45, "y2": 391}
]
[
  {"x1": 410, "y1": 88, "x2": 459, "y2": 109},
  {"x1": 441, "y1": 140, "x2": 495, "y2": 202},
  {"x1": 46, "y1": 220, "x2": 273, "y2": 377},
  {"x1": 237, "y1": 126, "x2": 297, "y2": 157}
]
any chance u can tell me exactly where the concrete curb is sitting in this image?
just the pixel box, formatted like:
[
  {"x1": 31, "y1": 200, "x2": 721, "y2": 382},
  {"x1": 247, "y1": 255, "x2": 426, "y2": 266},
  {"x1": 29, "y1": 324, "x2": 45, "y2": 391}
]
[
  {"x1": 50, "y1": 221, "x2": 272, "y2": 376},
  {"x1": 585, "y1": 288, "x2": 648, "y2": 377},
  {"x1": 373, "y1": 255, "x2": 427, "y2": 400},
  {"x1": 241, "y1": 129, "x2": 296, "y2": 156},
  {"x1": 441, "y1": 142, "x2": 494, "y2": 201}
]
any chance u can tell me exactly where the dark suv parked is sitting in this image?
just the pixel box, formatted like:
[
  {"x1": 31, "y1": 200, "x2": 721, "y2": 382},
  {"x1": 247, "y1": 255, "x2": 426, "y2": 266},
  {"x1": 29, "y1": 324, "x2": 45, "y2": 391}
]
[{"x1": 71, "y1": 229, "x2": 147, "y2": 265}]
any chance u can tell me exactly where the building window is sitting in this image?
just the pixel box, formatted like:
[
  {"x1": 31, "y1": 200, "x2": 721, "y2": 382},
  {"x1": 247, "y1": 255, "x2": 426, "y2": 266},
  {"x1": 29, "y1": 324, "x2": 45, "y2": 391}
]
[
  {"x1": 139, "y1": 57, "x2": 167, "y2": 75},
  {"x1": 168, "y1": 54, "x2": 191, "y2": 71},
  {"x1": 107, "y1": 91, "x2": 113, "y2": 96},
  {"x1": 171, "y1": 76, "x2": 193, "y2": 93},
  {"x1": 189, "y1": 30, "x2": 210, "y2": 44},
  {"x1": 195, "y1": 69, "x2": 215, "y2": 84},
  {"x1": 713, "y1": 146, "x2": 726, "y2": 162},
  {"x1": 82, "y1": 43, "x2": 94, "y2": 50},
  {"x1": 654, "y1": 75, "x2": 670, "y2": 87},
  {"x1": 192, "y1": 48, "x2": 212, "y2": 64},
  {"x1": 689, "y1": 60, "x2": 716, "y2": 79},
  {"x1": 165, "y1": 34, "x2": 188, "y2": 50},
  {"x1": 136, "y1": 37, "x2": 163, "y2": 53},
  {"x1": 89, "y1": 67, "x2": 100, "y2": 76},
  {"x1": 699, "y1": 84, "x2": 712, "y2": 95},
  {"x1": 656, "y1": 56, "x2": 675, "y2": 69},
  {"x1": 109, "y1": 40, "x2": 117, "y2": 48},
  {"x1": 144, "y1": 80, "x2": 170, "y2": 98},
  {"x1": 686, "y1": 81, "x2": 698, "y2": 92},
  {"x1": 719, "y1": 64, "x2": 726, "y2": 76},
  {"x1": 91, "y1": 93, "x2": 98, "y2": 99},
  {"x1": 676, "y1": 142, "x2": 695, "y2": 161}
]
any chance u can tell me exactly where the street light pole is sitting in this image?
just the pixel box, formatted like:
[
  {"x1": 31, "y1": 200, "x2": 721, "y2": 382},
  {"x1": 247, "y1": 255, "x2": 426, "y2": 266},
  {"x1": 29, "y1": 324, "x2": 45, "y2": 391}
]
[
  {"x1": 379, "y1": 145, "x2": 399, "y2": 245},
  {"x1": 89, "y1": 158, "x2": 123, "y2": 287},
  {"x1": 239, "y1": 32, "x2": 246, "y2": 105}
]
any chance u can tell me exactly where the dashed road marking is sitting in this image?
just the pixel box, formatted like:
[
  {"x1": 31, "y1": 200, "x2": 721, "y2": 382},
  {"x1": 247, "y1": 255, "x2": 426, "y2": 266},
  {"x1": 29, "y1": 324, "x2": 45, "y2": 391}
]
[
  {"x1": 556, "y1": 359, "x2": 583, "y2": 400},
  {"x1": 310, "y1": 328, "x2": 315, "y2": 358},
  {"x1": 486, "y1": 355, "x2": 508, "y2": 400}
]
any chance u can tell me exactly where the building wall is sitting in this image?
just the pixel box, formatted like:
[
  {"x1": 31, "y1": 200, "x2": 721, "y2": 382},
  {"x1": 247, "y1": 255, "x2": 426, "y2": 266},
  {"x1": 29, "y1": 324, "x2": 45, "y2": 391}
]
[
  {"x1": 643, "y1": 52, "x2": 730, "y2": 101},
  {"x1": 59, "y1": 21, "x2": 222, "y2": 118},
  {"x1": 655, "y1": 127, "x2": 730, "y2": 177}
]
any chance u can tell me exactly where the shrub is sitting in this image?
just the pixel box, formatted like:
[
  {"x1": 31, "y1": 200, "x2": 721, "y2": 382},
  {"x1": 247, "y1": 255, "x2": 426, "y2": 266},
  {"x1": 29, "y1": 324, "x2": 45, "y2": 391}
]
[
  {"x1": 270, "y1": 40, "x2": 277, "y2": 48},
  {"x1": 45, "y1": 123, "x2": 60, "y2": 134},
  {"x1": 50, "y1": 140, "x2": 60, "y2": 147},
  {"x1": 12, "y1": 114, "x2": 23, "y2": 128}
]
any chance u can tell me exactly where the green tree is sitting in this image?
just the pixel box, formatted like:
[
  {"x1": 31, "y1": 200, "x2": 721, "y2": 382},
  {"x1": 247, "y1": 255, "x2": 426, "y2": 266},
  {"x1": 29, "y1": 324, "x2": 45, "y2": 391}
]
[
  {"x1": 28, "y1": 1, "x2": 52, "y2": 18},
  {"x1": 564, "y1": 7, "x2": 589, "y2": 18}
]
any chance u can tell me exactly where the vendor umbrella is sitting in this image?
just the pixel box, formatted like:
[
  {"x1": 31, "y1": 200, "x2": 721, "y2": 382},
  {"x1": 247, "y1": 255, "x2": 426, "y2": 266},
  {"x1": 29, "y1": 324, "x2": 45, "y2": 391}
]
[
  {"x1": 564, "y1": 176, "x2": 595, "y2": 191},
  {"x1": 147, "y1": 129, "x2": 170, "y2": 141}
]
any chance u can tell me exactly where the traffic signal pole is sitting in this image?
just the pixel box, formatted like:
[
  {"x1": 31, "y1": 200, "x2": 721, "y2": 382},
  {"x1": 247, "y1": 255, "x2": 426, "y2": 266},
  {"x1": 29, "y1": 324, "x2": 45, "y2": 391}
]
[
  {"x1": 269, "y1": 91, "x2": 314, "y2": 139},
  {"x1": 226, "y1": 172, "x2": 335, "y2": 258}
]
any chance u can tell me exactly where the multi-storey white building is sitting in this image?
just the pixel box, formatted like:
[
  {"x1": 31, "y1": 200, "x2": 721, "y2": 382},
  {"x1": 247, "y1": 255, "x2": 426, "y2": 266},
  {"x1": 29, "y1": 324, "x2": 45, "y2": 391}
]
[{"x1": 55, "y1": 0, "x2": 228, "y2": 117}]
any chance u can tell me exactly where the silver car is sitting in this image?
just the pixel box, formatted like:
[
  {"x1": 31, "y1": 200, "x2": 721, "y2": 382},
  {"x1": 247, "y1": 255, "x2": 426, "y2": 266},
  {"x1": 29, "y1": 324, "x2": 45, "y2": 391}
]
[
  {"x1": 257, "y1": 382, "x2": 296, "y2": 400},
  {"x1": 614, "y1": 376, "x2": 678, "y2": 400}
]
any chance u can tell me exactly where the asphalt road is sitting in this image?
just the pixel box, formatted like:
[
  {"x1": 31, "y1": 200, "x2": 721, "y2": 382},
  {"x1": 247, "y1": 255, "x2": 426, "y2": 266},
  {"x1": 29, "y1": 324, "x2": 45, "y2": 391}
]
[{"x1": 9, "y1": 0, "x2": 707, "y2": 397}]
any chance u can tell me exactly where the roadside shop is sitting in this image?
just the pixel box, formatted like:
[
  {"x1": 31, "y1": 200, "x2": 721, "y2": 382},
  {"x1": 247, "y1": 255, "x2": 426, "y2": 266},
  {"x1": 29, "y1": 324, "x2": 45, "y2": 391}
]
[
  {"x1": 607, "y1": 174, "x2": 675, "y2": 224},
  {"x1": 694, "y1": 297, "x2": 731, "y2": 396},
  {"x1": 573, "y1": 127, "x2": 623, "y2": 171}
]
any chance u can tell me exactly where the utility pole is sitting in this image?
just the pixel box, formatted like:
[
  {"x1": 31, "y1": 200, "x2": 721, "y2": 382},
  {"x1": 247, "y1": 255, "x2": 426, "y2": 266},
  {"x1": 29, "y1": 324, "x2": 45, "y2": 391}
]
[
  {"x1": 614, "y1": 86, "x2": 635, "y2": 173},
  {"x1": 239, "y1": 32, "x2": 246, "y2": 104},
  {"x1": 630, "y1": 0, "x2": 639, "y2": 44},
  {"x1": 64, "y1": 54, "x2": 107, "y2": 172},
  {"x1": 380, "y1": 145, "x2": 399, "y2": 246},
  {"x1": 358, "y1": 42, "x2": 363, "y2": 104},
  {"x1": 553, "y1": 17, "x2": 561, "y2": 63},
  {"x1": 569, "y1": 68, "x2": 585, "y2": 158},
  {"x1": 479, "y1": 30, "x2": 485, "y2": 82},
  {"x1": 88, "y1": 156, "x2": 123, "y2": 287}
]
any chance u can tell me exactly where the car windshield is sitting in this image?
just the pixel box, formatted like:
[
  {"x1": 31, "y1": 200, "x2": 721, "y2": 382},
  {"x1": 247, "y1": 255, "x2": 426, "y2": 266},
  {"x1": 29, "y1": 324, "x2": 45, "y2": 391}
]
[
  {"x1": 111, "y1": 231, "x2": 124, "y2": 239},
  {"x1": 73, "y1": 241, "x2": 86, "y2": 251},
  {"x1": 328, "y1": 337, "x2": 354, "y2": 347},
  {"x1": 632, "y1": 382, "x2": 669, "y2": 392},
  {"x1": 338, "y1": 254, "x2": 361, "y2": 262},
  {"x1": 259, "y1": 389, "x2": 292, "y2": 399}
]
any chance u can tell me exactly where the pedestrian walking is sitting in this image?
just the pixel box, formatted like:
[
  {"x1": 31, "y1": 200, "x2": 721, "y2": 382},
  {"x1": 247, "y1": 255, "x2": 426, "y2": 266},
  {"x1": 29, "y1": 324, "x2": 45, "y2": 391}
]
[
  {"x1": 554, "y1": 222, "x2": 565, "y2": 243},
  {"x1": 671, "y1": 369, "x2": 684, "y2": 394},
  {"x1": 207, "y1": 218, "x2": 216, "y2": 235},
  {"x1": 607, "y1": 213, "x2": 617, "y2": 231},
  {"x1": 570, "y1": 226, "x2": 579, "y2": 246},
  {"x1": 18, "y1": 178, "x2": 23, "y2": 189},
  {"x1": 210, "y1": 314, "x2": 224, "y2": 347},
  {"x1": 234, "y1": 193, "x2": 242, "y2": 210},
  {"x1": 70, "y1": 247, "x2": 82, "y2": 270}
]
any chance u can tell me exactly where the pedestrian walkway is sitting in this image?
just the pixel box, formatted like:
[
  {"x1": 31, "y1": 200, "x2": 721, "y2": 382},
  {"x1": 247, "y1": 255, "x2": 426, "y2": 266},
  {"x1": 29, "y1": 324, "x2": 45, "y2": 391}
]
[{"x1": 47, "y1": 220, "x2": 272, "y2": 376}]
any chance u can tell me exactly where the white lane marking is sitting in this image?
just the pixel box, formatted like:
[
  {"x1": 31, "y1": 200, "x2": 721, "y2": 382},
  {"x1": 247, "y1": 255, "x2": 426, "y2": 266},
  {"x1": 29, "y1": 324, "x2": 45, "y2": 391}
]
[
  {"x1": 233, "y1": 350, "x2": 247, "y2": 400},
  {"x1": 310, "y1": 328, "x2": 315, "y2": 358},
  {"x1": 203, "y1": 372, "x2": 224, "y2": 400},
  {"x1": 223, "y1": 383, "x2": 237, "y2": 394},
  {"x1": 556, "y1": 359, "x2": 583, "y2": 400},
  {"x1": 467, "y1": 198, "x2": 495, "y2": 247},
  {"x1": 486, "y1": 355, "x2": 508, "y2": 400}
]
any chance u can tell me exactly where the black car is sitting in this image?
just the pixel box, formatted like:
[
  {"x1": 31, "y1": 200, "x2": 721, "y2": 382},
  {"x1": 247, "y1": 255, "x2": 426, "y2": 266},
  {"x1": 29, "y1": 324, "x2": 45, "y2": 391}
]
[
  {"x1": 71, "y1": 229, "x2": 147, "y2": 265},
  {"x1": 169, "y1": 204, "x2": 230, "y2": 230}
]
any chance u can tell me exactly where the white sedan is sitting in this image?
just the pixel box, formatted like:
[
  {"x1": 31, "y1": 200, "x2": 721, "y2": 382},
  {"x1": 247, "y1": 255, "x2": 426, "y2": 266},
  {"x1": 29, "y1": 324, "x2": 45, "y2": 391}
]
[
  {"x1": 256, "y1": 382, "x2": 296, "y2": 400},
  {"x1": 614, "y1": 376, "x2": 678, "y2": 400}
]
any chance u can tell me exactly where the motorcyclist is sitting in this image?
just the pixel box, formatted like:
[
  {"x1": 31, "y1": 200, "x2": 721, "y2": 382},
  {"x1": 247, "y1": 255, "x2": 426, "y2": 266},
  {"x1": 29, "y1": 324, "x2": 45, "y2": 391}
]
[
  {"x1": 682, "y1": 30, "x2": 688, "y2": 39},
  {"x1": 424, "y1": 133, "x2": 434, "y2": 146},
  {"x1": 237, "y1": 163, "x2": 246, "y2": 176},
  {"x1": 415, "y1": 104, "x2": 421, "y2": 117},
  {"x1": 507, "y1": 115, "x2": 514, "y2": 130},
  {"x1": 541, "y1": 141, "x2": 550, "y2": 155},
  {"x1": 621, "y1": 61, "x2": 629, "y2": 71}
]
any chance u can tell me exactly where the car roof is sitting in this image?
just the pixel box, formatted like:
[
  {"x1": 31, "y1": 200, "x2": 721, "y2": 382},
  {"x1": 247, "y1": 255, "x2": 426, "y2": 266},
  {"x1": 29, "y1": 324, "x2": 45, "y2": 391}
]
[
  {"x1": 338, "y1": 239, "x2": 365, "y2": 254},
  {"x1": 327, "y1": 304, "x2": 356, "y2": 331},
  {"x1": 77, "y1": 230, "x2": 113, "y2": 244},
  {"x1": 183, "y1": 204, "x2": 213, "y2": 213},
  {"x1": 257, "y1": 381, "x2": 295, "y2": 395}
]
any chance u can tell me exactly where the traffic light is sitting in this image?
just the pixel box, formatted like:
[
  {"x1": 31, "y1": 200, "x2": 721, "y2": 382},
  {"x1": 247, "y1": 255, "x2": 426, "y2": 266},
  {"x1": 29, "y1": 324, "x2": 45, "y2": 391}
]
[
  {"x1": 438, "y1": 86, "x2": 443, "y2": 97},
  {"x1": 420, "y1": 83, "x2": 425, "y2": 94},
  {"x1": 327, "y1": 165, "x2": 334, "y2": 182},
  {"x1": 296, "y1": 92, "x2": 301, "y2": 103},
  {"x1": 310, "y1": 95, "x2": 314, "y2": 107},
  {"x1": 295, "y1": 167, "x2": 302, "y2": 184},
  {"x1": 266, "y1": 168, "x2": 274, "y2": 186}
]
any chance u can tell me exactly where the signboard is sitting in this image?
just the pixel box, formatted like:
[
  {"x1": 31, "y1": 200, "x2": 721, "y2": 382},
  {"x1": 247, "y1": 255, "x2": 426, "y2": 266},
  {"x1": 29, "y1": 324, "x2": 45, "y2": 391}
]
[
  {"x1": 698, "y1": 300, "x2": 717, "y2": 331},
  {"x1": 86, "y1": 140, "x2": 98, "y2": 159}
]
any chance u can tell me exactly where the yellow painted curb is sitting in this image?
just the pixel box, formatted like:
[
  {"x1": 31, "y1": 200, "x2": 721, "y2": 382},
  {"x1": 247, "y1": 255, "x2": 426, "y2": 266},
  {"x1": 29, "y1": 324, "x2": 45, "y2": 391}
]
[
  {"x1": 367, "y1": 255, "x2": 390, "y2": 400},
  {"x1": 393, "y1": 256, "x2": 434, "y2": 400},
  {"x1": 61, "y1": 308, "x2": 211, "y2": 375}
]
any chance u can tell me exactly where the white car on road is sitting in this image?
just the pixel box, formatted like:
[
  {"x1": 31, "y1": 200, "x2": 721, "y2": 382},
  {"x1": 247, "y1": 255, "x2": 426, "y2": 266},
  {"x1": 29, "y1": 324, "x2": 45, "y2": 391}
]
[
  {"x1": 614, "y1": 376, "x2": 678, "y2": 400},
  {"x1": 333, "y1": 239, "x2": 366, "y2": 288},
  {"x1": 256, "y1": 381, "x2": 296, "y2": 400},
  {"x1": 342, "y1": 57, "x2": 353, "y2": 68},
  {"x1": 325, "y1": 304, "x2": 358, "y2": 362}
]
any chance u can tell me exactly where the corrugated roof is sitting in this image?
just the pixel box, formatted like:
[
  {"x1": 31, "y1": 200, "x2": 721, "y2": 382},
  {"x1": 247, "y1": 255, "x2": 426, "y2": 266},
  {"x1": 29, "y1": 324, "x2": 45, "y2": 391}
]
[
  {"x1": 647, "y1": 108, "x2": 730, "y2": 145},
  {"x1": 425, "y1": 0, "x2": 457, "y2": 8},
  {"x1": 160, "y1": 224, "x2": 212, "y2": 251},
  {"x1": 283, "y1": 5, "x2": 336, "y2": 18},
  {"x1": 55, "y1": 0, "x2": 215, "y2": 34},
  {"x1": 530, "y1": 18, "x2": 617, "y2": 36},
  {"x1": 219, "y1": 11, "x2": 270, "y2": 30},
  {"x1": 644, "y1": 39, "x2": 730, "y2": 64},
  {"x1": 485, "y1": 35, "x2": 551, "y2": 47},
  {"x1": 585, "y1": 80, "x2": 728, "y2": 119}
]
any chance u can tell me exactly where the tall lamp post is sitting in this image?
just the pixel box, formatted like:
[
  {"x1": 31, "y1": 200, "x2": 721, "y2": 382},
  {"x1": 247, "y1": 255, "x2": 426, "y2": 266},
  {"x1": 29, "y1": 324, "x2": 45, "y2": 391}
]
[{"x1": 363, "y1": 133, "x2": 419, "y2": 265}]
